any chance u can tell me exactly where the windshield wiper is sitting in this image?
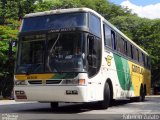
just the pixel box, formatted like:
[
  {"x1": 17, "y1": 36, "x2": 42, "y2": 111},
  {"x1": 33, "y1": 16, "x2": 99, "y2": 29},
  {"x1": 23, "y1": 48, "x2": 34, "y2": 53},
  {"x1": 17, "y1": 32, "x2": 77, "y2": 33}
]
[
  {"x1": 26, "y1": 65, "x2": 32, "y2": 75},
  {"x1": 47, "y1": 31, "x2": 61, "y2": 72}
]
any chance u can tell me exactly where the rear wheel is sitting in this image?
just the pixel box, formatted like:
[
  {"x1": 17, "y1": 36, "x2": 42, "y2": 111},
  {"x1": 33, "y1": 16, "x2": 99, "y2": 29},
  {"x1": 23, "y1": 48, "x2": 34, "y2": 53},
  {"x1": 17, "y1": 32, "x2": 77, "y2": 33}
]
[
  {"x1": 130, "y1": 85, "x2": 145, "y2": 102},
  {"x1": 139, "y1": 85, "x2": 145, "y2": 102},
  {"x1": 50, "y1": 102, "x2": 58, "y2": 110},
  {"x1": 98, "y1": 82, "x2": 110, "y2": 109}
]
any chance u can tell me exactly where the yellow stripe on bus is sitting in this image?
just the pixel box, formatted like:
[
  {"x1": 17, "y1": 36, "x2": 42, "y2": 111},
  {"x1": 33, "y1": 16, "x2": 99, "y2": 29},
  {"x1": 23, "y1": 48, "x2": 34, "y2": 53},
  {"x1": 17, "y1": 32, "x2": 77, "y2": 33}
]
[
  {"x1": 15, "y1": 74, "x2": 55, "y2": 80},
  {"x1": 128, "y1": 61, "x2": 151, "y2": 96}
]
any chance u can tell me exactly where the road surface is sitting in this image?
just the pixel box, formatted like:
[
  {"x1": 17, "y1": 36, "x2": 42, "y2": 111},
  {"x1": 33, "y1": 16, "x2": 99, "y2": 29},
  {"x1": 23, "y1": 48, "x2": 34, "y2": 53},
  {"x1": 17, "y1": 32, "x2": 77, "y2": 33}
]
[{"x1": 0, "y1": 96, "x2": 160, "y2": 120}]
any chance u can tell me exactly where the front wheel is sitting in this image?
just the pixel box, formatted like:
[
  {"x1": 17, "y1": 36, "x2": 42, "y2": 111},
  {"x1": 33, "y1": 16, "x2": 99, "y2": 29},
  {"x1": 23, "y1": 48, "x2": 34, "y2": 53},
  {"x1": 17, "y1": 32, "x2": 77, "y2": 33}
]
[
  {"x1": 50, "y1": 102, "x2": 58, "y2": 110},
  {"x1": 98, "y1": 82, "x2": 110, "y2": 109}
]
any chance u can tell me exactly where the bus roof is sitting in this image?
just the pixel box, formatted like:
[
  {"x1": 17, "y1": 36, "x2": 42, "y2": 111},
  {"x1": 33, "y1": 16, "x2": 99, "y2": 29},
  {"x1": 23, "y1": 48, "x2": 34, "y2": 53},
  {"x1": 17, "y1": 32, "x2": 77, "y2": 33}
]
[
  {"x1": 24, "y1": 7, "x2": 148, "y2": 55},
  {"x1": 24, "y1": 8, "x2": 99, "y2": 18}
]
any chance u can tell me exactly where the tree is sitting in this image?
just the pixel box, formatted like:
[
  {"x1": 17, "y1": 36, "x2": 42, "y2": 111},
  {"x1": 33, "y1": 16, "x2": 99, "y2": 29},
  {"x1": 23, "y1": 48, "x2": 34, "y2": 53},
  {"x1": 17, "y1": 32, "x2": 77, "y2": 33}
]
[{"x1": 0, "y1": 19, "x2": 20, "y2": 98}]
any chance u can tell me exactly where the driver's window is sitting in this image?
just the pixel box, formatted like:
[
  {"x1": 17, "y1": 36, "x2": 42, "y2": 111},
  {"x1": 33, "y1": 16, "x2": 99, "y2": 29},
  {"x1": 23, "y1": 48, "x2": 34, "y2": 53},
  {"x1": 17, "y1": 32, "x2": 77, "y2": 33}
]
[{"x1": 88, "y1": 35, "x2": 101, "y2": 77}]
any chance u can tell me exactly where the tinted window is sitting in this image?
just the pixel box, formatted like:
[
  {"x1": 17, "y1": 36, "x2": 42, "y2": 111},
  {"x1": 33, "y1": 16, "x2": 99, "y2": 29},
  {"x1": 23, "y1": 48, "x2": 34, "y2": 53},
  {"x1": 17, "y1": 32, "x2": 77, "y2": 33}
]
[
  {"x1": 121, "y1": 38, "x2": 125, "y2": 54},
  {"x1": 130, "y1": 45, "x2": 134, "y2": 59},
  {"x1": 104, "y1": 24, "x2": 112, "y2": 47},
  {"x1": 117, "y1": 37, "x2": 125, "y2": 54},
  {"x1": 139, "y1": 52, "x2": 143, "y2": 64},
  {"x1": 124, "y1": 40, "x2": 127, "y2": 55},
  {"x1": 111, "y1": 30, "x2": 116, "y2": 50},
  {"x1": 127, "y1": 43, "x2": 131, "y2": 57},
  {"x1": 89, "y1": 13, "x2": 101, "y2": 37},
  {"x1": 134, "y1": 47, "x2": 138, "y2": 61},
  {"x1": 16, "y1": 33, "x2": 87, "y2": 74},
  {"x1": 136, "y1": 49, "x2": 139, "y2": 62},
  {"x1": 145, "y1": 55, "x2": 147, "y2": 67},
  {"x1": 142, "y1": 53, "x2": 145, "y2": 65},
  {"x1": 147, "y1": 57, "x2": 151, "y2": 69},
  {"x1": 88, "y1": 36, "x2": 101, "y2": 77},
  {"x1": 21, "y1": 13, "x2": 87, "y2": 32},
  {"x1": 46, "y1": 33, "x2": 86, "y2": 72},
  {"x1": 17, "y1": 35, "x2": 46, "y2": 74}
]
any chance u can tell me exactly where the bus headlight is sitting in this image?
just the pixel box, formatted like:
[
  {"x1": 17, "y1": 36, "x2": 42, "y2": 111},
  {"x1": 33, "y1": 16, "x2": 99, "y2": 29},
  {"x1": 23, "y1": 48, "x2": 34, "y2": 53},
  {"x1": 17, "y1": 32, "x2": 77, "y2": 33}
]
[
  {"x1": 61, "y1": 79, "x2": 85, "y2": 85},
  {"x1": 15, "y1": 80, "x2": 27, "y2": 85}
]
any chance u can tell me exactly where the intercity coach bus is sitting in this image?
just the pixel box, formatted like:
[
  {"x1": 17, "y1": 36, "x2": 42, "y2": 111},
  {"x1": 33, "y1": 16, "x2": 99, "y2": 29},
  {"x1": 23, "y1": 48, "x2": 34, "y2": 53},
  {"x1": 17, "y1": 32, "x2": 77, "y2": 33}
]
[{"x1": 14, "y1": 8, "x2": 151, "y2": 109}]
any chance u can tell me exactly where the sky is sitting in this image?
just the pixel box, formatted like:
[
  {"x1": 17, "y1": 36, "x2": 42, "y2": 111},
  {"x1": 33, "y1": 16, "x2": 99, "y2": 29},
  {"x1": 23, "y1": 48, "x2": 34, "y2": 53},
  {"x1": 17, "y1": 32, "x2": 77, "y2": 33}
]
[{"x1": 109, "y1": 0, "x2": 160, "y2": 19}]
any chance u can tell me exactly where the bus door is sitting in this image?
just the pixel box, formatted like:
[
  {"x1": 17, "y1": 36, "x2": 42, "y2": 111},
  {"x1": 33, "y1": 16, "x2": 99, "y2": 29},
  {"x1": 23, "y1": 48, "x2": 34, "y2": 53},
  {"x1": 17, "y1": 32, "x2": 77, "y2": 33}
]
[{"x1": 87, "y1": 34, "x2": 102, "y2": 100}]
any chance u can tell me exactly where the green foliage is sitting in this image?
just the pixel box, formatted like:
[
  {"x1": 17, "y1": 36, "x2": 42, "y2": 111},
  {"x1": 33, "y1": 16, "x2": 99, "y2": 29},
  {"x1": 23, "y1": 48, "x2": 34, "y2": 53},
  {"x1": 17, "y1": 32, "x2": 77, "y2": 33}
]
[
  {"x1": 35, "y1": 0, "x2": 132, "y2": 19},
  {"x1": 0, "y1": 19, "x2": 20, "y2": 76}
]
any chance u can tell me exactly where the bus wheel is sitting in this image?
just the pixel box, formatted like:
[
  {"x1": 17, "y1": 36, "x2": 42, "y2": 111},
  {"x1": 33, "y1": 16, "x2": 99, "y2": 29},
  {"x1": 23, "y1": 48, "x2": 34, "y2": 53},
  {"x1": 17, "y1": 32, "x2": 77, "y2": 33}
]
[
  {"x1": 136, "y1": 85, "x2": 145, "y2": 102},
  {"x1": 50, "y1": 102, "x2": 58, "y2": 110},
  {"x1": 98, "y1": 82, "x2": 110, "y2": 109},
  {"x1": 139, "y1": 85, "x2": 145, "y2": 102}
]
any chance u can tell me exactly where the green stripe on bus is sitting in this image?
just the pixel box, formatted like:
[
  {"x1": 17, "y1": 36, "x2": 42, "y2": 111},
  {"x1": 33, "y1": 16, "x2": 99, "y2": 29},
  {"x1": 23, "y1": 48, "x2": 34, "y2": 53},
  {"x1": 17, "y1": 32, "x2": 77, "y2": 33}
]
[
  {"x1": 113, "y1": 54, "x2": 133, "y2": 90},
  {"x1": 51, "y1": 73, "x2": 78, "y2": 79}
]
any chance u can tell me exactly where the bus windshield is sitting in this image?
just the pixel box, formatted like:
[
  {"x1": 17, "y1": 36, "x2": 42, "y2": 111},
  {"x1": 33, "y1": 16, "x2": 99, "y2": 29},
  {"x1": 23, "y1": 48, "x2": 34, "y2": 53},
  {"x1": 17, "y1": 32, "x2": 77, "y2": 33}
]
[
  {"x1": 16, "y1": 33, "x2": 86, "y2": 74},
  {"x1": 21, "y1": 12, "x2": 87, "y2": 32}
]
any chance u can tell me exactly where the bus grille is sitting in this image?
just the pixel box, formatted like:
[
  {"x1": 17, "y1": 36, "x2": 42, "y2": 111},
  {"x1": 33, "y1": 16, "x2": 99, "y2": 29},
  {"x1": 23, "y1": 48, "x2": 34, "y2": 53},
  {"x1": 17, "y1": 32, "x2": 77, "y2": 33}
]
[
  {"x1": 46, "y1": 80, "x2": 61, "y2": 84},
  {"x1": 28, "y1": 80, "x2": 42, "y2": 84},
  {"x1": 28, "y1": 80, "x2": 61, "y2": 85}
]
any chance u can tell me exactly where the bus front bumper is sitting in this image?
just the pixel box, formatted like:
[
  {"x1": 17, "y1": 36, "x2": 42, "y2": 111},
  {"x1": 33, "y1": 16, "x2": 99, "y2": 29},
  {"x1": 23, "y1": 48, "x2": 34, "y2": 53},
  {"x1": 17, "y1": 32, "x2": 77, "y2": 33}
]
[{"x1": 14, "y1": 85, "x2": 89, "y2": 102}]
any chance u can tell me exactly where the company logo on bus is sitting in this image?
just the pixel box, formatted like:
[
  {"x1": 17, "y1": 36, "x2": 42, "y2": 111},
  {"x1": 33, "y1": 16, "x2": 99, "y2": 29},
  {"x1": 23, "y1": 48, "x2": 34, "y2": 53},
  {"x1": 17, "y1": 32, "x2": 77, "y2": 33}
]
[
  {"x1": 132, "y1": 64, "x2": 143, "y2": 74},
  {"x1": 105, "y1": 55, "x2": 112, "y2": 66}
]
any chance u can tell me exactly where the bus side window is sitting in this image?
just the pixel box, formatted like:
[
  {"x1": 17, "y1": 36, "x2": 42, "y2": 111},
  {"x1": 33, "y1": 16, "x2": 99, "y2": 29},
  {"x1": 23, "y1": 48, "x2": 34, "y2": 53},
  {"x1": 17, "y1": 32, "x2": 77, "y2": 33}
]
[
  {"x1": 124, "y1": 40, "x2": 127, "y2": 56},
  {"x1": 139, "y1": 52, "x2": 143, "y2": 64},
  {"x1": 136, "y1": 49, "x2": 139, "y2": 62},
  {"x1": 147, "y1": 57, "x2": 151, "y2": 69},
  {"x1": 142, "y1": 53, "x2": 145, "y2": 66},
  {"x1": 117, "y1": 35, "x2": 121, "y2": 52},
  {"x1": 103, "y1": 24, "x2": 112, "y2": 48},
  {"x1": 145, "y1": 55, "x2": 147, "y2": 67},
  {"x1": 134, "y1": 47, "x2": 137, "y2": 61},
  {"x1": 87, "y1": 35, "x2": 101, "y2": 77},
  {"x1": 111, "y1": 30, "x2": 116, "y2": 50},
  {"x1": 121, "y1": 38, "x2": 125, "y2": 54},
  {"x1": 130, "y1": 44, "x2": 134, "y2": 59},
  {"x1": 89, "y1": 13, "x2": 101, "y2": 38},
  {"x1": 127, "y1": 43, "x2": 131, "y2": 57}
]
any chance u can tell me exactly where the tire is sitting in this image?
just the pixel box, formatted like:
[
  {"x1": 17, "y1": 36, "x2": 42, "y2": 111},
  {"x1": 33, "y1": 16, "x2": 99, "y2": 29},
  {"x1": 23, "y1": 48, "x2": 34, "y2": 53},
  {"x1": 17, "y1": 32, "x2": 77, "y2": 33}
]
[
  {"x1": 144, "y1": 85, "x2": 147, "y2": 96},
  {"x1": 139, "y1": 85, "x2": 145, "y2": 102},
  {"x1": 50, "y1": 102, "x2": 58, "y2": 110},
  {"x1": 98, "y1": 82, "x2": 110, "y2": 109},
  {"x1": 135, "y1": 85, "x2": 145, "y2": 102}
]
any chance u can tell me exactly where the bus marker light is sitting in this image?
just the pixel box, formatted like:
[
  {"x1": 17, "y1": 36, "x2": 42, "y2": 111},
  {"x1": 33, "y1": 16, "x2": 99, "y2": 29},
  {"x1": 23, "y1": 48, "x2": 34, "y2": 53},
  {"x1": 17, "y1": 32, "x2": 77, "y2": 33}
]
[{"x1": 79, "y1": 79, "x2": 85, "y2": 85}]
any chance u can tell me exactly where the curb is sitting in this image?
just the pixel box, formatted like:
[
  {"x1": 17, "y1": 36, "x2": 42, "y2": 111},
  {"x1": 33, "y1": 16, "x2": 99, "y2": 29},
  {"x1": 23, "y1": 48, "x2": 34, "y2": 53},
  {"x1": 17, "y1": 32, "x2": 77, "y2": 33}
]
[{"x1": 146, "y1": 95, "x2": 160, "y2": 98}]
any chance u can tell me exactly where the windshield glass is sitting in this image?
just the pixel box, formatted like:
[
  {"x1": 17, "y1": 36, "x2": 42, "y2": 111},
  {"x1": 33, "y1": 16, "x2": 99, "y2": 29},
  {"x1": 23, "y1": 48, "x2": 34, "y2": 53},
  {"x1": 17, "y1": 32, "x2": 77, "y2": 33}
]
[
  {"x1": 16, "y1": 33, "x2": 86, "y2": 74},
  {"x1": 16, "y1": 34, "x2": 46, "y2": 74},
  {"x1": 46, "y1": 33, "x2": 86, "y2": 73},
  {"x1": 21, "y1": 12, "x2": 87, "y2": 32}
]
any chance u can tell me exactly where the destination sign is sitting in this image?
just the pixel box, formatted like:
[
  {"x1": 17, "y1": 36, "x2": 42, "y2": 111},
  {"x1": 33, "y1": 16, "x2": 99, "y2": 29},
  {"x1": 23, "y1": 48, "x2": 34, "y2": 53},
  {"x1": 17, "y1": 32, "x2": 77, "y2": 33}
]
[{"x1": 23, "y1": 34, "x2": 46, "y2": 41}]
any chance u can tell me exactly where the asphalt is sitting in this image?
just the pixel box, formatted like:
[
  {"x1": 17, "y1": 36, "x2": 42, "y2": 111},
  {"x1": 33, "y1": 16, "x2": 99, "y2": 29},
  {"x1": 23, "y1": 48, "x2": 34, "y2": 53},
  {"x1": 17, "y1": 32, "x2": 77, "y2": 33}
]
[{"x1": 0, "y1": 95, "x2": 160, "y2": 105}]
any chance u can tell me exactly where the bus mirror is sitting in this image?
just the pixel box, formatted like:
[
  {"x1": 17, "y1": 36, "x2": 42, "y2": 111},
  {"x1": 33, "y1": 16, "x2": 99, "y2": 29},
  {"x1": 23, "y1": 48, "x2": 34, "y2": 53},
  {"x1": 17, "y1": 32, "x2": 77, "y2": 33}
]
[
  {"x1": 12, "y1": 40, "x2": 17, "y2": 47},
  {"x1": 8, "y1": 40, "x2": 17, "y2": 57},
  {"x1": 88, "y1": 35, "x2": 94, "y2": 41}
]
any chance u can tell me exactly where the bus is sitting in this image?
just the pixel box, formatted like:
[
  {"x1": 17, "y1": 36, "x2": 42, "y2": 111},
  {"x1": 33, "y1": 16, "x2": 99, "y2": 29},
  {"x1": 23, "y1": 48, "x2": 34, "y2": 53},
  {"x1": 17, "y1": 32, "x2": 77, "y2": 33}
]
[{"x1": 14, "y1": 8, "x2": 151, "y2": 109}]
